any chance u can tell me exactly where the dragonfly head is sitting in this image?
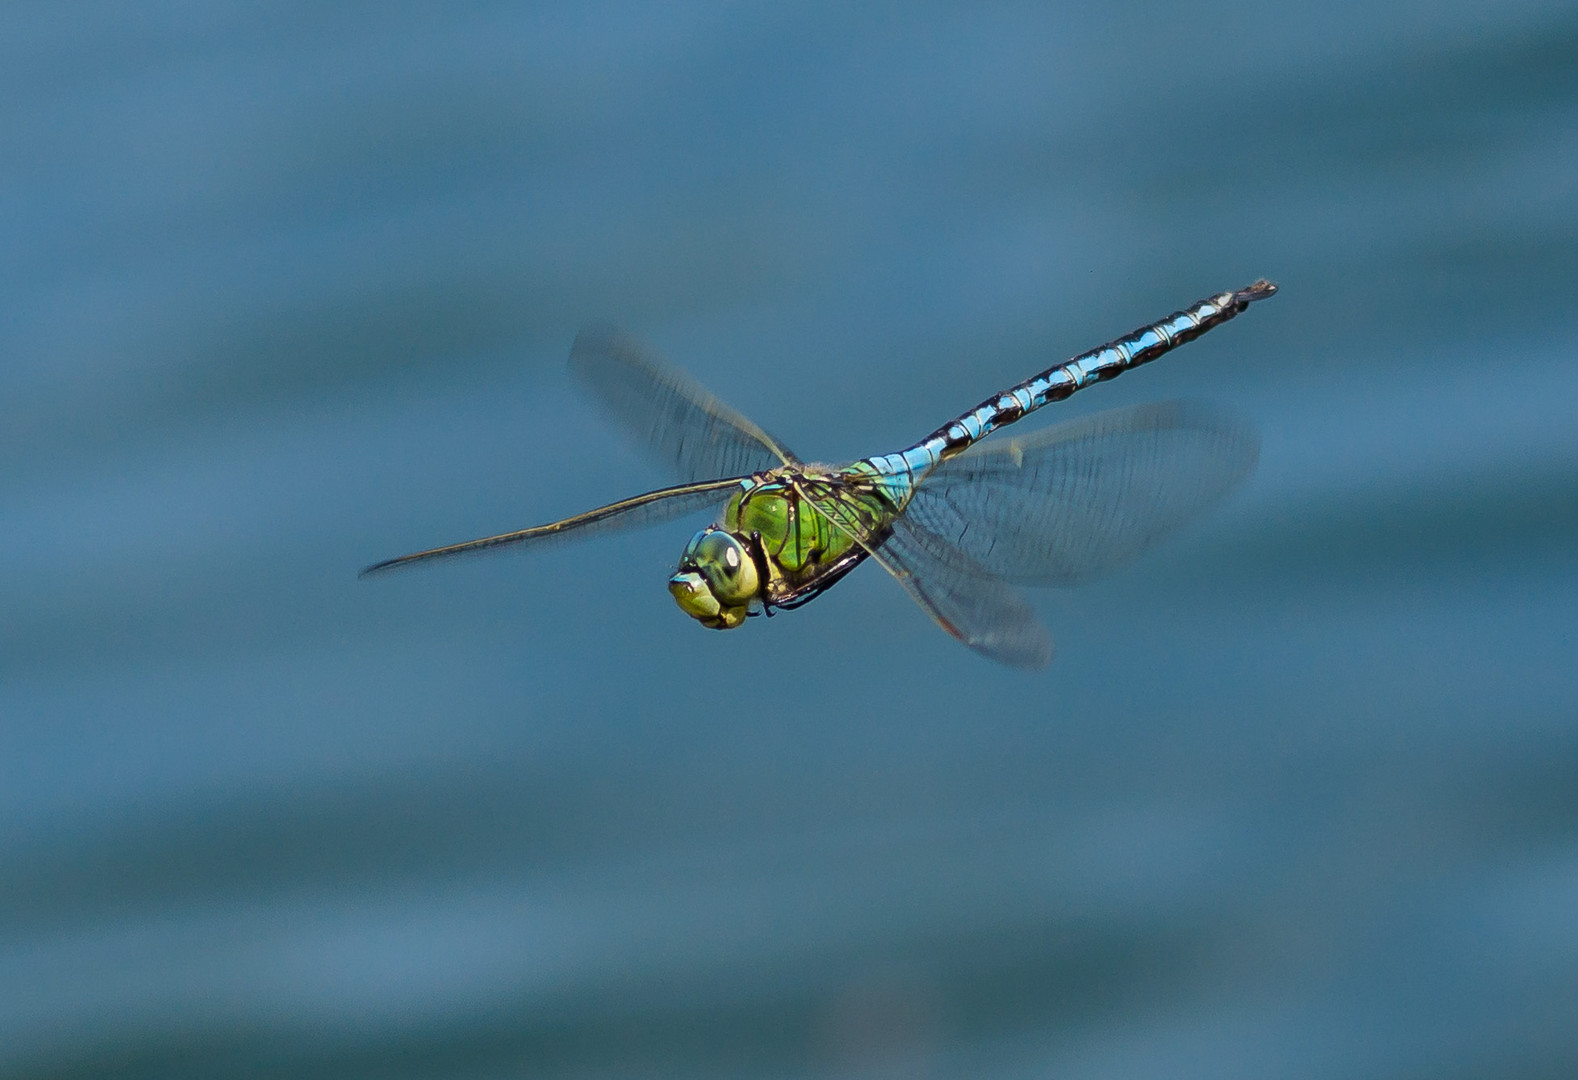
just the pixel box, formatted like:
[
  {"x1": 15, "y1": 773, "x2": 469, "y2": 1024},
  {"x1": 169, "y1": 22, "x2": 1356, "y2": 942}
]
[{"x1": 669, "y1": 527, "x2": 760, "y2": 630}]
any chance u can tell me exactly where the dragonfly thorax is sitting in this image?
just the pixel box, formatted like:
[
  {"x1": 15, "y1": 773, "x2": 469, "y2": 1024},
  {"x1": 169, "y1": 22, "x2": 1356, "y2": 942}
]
[
  {"x1": 667, "y1": 470, "x2": 881, "y2": 631},
  {"x1": 669, "y1": 527, "x2": 762, "y2": 630}
]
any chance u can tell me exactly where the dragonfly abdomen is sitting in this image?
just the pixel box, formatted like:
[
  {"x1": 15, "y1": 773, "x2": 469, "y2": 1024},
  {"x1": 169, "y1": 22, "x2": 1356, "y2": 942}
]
[{"x1": 906, "y1": 280, "x2": 1276, "y2": 469}]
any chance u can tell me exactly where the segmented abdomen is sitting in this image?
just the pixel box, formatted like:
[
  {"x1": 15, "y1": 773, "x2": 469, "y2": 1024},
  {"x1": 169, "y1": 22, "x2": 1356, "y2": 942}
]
[{"x1": 860, "y1": 280, "x2": 1276, "y2": 491}]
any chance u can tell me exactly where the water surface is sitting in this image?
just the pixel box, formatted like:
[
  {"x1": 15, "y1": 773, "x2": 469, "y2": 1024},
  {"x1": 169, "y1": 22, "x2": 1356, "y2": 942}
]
[{"x1": 3, "y1": 3, "x2": 1577, "y2": 1077}]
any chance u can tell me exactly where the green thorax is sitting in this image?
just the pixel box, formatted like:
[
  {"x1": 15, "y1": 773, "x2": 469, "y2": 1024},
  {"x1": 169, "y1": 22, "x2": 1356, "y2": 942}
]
[
  {"x1": 725, "y1": 474, "x2": 853, "y2": 574},
  {"x1": 722, "y1": 464, "x2": 907, "y2": 603}
]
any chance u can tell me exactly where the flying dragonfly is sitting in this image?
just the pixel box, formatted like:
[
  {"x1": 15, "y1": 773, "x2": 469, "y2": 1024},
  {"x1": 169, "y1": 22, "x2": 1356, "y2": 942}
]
[{"x1": 363, "y1": 281, "x2": 1277, "y2": 667}]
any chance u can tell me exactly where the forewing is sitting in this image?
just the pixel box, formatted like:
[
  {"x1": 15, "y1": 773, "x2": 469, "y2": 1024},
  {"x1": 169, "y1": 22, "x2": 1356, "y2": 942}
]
[
  {"x1": 361, "y1": 477, "x2": 741, "y2": 576},
  {"x1": 798, "y1": 482, "x2": 1052, "y2": 669},
  {"x1": 904, "y1": 401, "x2": 1258, "y2": 585},
  {"x1": 570, "y1": 325, "x2": 798, "y2": 482}
]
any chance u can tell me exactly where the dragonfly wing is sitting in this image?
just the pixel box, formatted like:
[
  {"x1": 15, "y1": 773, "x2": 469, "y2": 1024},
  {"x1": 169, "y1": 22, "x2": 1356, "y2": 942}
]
[
  {"x1": 797, "y1": 482, "x2": 1052, "y2": 669},
  {"x1": 360, "y1": 477, "x2": 743, "y2": 576},
  {"x1": 903, "y1": 401, "x2": 1258, "y2": 585},
  {"x1": 876, "y1": 516, "x2": 1054, "y2": 668},
  {"x1": 570, "y1": 325, "x2": 799, "y2": 483}
]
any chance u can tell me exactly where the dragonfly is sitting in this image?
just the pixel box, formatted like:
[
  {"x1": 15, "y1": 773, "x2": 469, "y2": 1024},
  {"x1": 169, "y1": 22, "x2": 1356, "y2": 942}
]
[{"x1": 363, "y1": 280, "x2": 1276, "y2": 667}]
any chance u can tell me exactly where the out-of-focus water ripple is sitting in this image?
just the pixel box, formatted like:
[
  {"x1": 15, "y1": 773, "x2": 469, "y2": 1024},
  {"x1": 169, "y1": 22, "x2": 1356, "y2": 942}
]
[{"x1": 4, "y1": 2, "x2": 1577, "y2": 1077}]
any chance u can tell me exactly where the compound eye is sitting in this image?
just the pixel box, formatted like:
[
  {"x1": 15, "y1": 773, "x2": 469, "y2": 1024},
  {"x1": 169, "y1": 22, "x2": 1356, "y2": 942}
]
[
  {"x1": 694, "y1": 531, "x2": 760, "y2": 604},
  {"x1": 678, "y1": 528, "x2": 711, "y2": 567}
]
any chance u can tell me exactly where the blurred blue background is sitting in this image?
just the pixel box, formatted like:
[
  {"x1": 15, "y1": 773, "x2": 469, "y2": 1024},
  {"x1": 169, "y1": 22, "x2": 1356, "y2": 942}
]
[{"x1": 4, "y1": 2, "x2": 1576, "y2": 1077}]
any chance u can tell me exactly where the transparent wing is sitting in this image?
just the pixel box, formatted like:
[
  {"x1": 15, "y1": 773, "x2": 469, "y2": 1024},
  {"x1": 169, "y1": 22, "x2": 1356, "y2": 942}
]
[
  {"x1": 797, "y1": 481, "x2": 1052, "y2": 669},
  {"x1": 903, "y1": 401, "x2": 1258, "y2": 585},
  {"x1": 360, "y1": 477, "x2": 742, "y2": 576},
  {"x1": 570, "y1": 325, "x2": 798, "y2": 483}
]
